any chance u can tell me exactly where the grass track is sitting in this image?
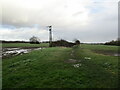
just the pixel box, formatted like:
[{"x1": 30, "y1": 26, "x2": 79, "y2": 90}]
[{"x1": 2, "y1": 44, "x2": 118, "y2": 88}]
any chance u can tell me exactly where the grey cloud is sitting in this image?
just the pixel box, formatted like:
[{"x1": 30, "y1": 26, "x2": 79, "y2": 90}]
[
  {"x1": 0, "y1": 0, "x2": 118, "y2": 42},
  {"x1": 72, "y1": 11, "x2": 84, "y2": 16}
]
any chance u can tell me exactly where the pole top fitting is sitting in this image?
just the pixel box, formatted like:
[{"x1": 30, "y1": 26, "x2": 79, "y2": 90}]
[{"x1": 47, "y1": 26, "x2": 52, "y2": 28}]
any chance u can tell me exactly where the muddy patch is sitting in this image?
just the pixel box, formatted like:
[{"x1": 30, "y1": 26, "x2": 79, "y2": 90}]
[
  {"x1": 93, "y1": 50, "x2": 120, "y2": 56},
  {"x1": 65, "y1": 59, "x2": 81, "y2": 63},
  {"x1": 64, "y1": 59, "x2": 82, "y2": 68},
  {"x1": 2, "y1": 47, "x2": 43, "y2": 59}
]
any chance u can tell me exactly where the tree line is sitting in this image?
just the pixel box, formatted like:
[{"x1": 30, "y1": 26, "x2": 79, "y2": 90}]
[{"x1": 104, "y1": 39, "x2": 120, "y2": 46}]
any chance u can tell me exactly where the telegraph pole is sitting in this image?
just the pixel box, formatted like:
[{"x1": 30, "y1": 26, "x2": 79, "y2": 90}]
[{"x1": 48, "y1": 26, "x2": 52, "y2": 47}]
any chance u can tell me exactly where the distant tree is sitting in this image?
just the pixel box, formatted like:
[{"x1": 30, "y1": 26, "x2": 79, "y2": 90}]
[
  {"x1": 75, "y1": 40, "x2": 80, "y2": 45},
  {"x1": 29, "y1": 36, "x2": 40, "y2": 44},
  {"x1": 52, "y1": 39, "x2": 76, "y2": 47},
  {"x1": 104, "y1": 39, "x2": 120, "y2": 46}
]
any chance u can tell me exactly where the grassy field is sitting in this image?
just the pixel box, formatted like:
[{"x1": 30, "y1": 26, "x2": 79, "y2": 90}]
[
  {"x1": 2, "y1": 44, "x2": 119, "y2": 88},
  {"x1": 2, "y1": 43, "x2": 49, "y2": 48}
]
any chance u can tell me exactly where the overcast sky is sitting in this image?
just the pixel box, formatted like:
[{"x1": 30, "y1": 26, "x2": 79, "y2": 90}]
[{"x1": 0, "y1": 0, "x2": 119, "y2": 43}]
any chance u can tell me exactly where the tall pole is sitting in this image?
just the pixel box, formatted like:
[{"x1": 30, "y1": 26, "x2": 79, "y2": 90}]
[{"x1": 48, "y1": 26, "x2": 52, "y2": 47}]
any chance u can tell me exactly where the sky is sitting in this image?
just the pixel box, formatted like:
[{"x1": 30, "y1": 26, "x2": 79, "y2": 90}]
[{"x1": 0, "y1": 0, "x2": 119, "y2": 43}]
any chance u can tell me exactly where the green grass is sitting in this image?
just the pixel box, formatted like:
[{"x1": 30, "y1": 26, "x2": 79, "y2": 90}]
[
  {"x1": 2, "y1": 43, "x2": 49, "y2": 48},
  {"x1": 2, "y1": 44, "x2": 119, "y2": 88},
  {"x1": 73, "y1": 45, "x2": 118, "y2": 88},
  {"x1": 82, "y1": 44, "x2": 119, "y2": 52}
]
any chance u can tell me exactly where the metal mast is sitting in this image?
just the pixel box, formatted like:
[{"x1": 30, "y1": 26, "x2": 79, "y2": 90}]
[{"x1": 48, "y1": 26, "x2": 52, "y2": 47}]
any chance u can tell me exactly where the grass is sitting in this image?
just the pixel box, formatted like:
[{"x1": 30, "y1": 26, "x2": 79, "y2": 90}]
[
  {"x1": 82, "y1": 44, "x2": 119, "y2": 52},
  {"x1": 2, "y1": 43, "x2": 49, "y2": 48},
  {"x1": 73, "y1": 45, "x2": 118, "y2": 88},
  {"x1": 2, "y1": 44, "x2": 119, "y2": 88}
]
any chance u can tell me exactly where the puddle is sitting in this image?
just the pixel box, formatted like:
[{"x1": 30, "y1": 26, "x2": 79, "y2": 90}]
[
  {"x1": 2, "y1": 47, "x2": 43, "y2": 58},
  {"x1": 3, "y1": 48, "x2": 20, "y2": 51},
  {"x1": 65, "y1": 59, "x2": 81, "y2": 63},
  {"x1": 93, "y1": 50, "x2": 120, "y2": 57},
  {"x1": 65, "y1": 59, "x2": 77, "y2": 63},
  {"x1": 114, "y1": 53, "x2": 120, "y2": 56}
]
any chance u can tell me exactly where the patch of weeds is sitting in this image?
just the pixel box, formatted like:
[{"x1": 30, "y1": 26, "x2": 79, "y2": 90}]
[{"x1": 8, "y1": 59, "x2": 34, "y2": 68}]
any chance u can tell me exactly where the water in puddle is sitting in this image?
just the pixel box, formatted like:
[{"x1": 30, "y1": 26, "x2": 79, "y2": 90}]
[
  {"x1": 93, "y1": 50, "x2": 120, "y2": 57},
  {"x1": 2, "y1": 47, "x2": 42, "y2": 58},
  {"x1": 114, "y1": 53, "x2": 120, "y2": 56}
]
